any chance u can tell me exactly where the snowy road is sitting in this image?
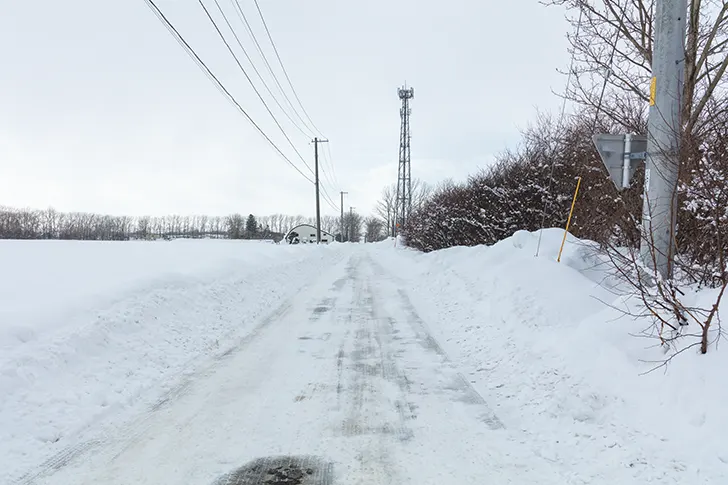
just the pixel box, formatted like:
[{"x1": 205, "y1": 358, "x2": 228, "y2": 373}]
[{"x1": 23, "y1": 249, "x2": 565, "y2": 485}]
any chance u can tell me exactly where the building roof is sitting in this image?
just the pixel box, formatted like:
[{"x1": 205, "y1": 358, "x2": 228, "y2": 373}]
[{"x1": 283, "y1": 224, "x2": 335, "y2": 242}]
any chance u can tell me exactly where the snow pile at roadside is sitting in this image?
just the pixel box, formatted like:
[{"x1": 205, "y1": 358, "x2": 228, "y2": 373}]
[
  {"x1": 371, "y1": 229, "x2": 728, "y2": 484},
  {"x1": 0, "y1": 239, "x2": 342, "y2": 483},
  {"x1": 0, "y1": 239, "x2": 277, "y2": 351}
]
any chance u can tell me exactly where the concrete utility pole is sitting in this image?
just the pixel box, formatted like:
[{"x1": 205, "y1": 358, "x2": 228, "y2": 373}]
[
  {"x1": 641, "y1": 0, "x2": 687, "y2": 279},
  {"x1": 340, "y1": 191, "x2": 348, "y2": 242},
  {"x1": 312, "y1": 137, "x2": 328, "y2": 244}
]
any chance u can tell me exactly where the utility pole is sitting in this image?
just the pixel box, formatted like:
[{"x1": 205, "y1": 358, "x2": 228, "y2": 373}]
[
  {"x1": 312, "y1": 137, "x2": 328, "y2": 244},
  {"x1": 641, "y1": 0, "x2": 687, "y2": 279},
  {"x1": 591, "y1": 1, "x2": 686, "y2": 281},
  {"x1": 395, "y1": 84, "x2": 414, "y2": 236},
  {"x1": 340, "y1": 191, "x2": 348, "y2": 242}
]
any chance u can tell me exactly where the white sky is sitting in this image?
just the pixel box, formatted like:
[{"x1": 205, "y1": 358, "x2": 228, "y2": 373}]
[{"x1": 0, "y1": 0, "x2": 568, "y2": 218}]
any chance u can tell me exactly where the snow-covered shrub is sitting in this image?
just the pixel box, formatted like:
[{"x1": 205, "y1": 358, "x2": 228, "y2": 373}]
[
  {"x1": 678, "y1": 126, "x2": 728, "y2": 287},
  {"x1": 402, "y1": 110, "x2": 641, "y2": 252}
]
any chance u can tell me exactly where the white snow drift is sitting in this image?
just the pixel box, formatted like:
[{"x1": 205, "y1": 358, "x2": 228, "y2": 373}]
[
  {"x1": 0, "y1": 239, "x2": 344, "y2": 483},
  {"x1": 371, "y1": 229, "x2": 728, "y2": 483}
]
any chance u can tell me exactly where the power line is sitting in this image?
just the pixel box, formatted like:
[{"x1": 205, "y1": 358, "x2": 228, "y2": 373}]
[
  {"x1": 144, "y1": 0, "x2": 233, "y2": 110},
  {"x1": 319, "y1": 146, "x2": 338, "y2": 192},
  {"x1": 229, "y1": 0, "x2": 316, "y2": 137},
  {"x1": 324, "y1": 142, "x2": 338, "y2": 186},
  {"x1": 211, "y1": 0, "x2": 313, "y2": 139},
  {"x1": 320, "y1": 183, "x2": 339, "y2": 212},
  {"x1": 319, "y1": 175, "x2": 337, "y2": 204},
  {"x1": 252, "y1": 0, "x2": 326, "y2": 138},
  {"x1": 197, "y1": 0, "x2": 314, "y2": 175},
  {"x1": 143, "y1": 0, "x2": 314, "y2": 184},
  {"x1": 234, "y1": 0, "x2": 337, "y2": 189},
  {"x1": 316, "y1": 147, "x2": 340, "y2": 211},
  {"x1": 323, "y1": 144, "x2": 338, "y2": 185},
  {"x1": 317, "y1": 139, "x2": 340, "y2": 201}
]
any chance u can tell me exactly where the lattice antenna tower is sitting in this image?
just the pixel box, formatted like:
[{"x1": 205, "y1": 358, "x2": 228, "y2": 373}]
[{"x1": 395, "y1": 84, "x2": 414, "y2": 234}]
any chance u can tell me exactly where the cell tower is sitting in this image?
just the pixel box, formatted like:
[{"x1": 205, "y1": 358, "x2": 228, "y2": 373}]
[{"x1": 395, "y1": 84, "x2": 414, "y2": 234}]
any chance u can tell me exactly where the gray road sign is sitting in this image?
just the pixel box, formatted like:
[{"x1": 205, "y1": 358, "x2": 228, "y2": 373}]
[{"x1": 592, "y1": 134, "x2": 647, "y2": 190}]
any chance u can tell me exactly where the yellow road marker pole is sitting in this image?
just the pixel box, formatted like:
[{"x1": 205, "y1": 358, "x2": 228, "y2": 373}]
[{"x1": 557, "y1": 176, "x2": 582, "y2": 263}]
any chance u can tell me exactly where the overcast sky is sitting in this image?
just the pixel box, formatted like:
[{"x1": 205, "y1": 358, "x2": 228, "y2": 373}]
[{"x1": 0, "y1": 0, "x2": 568, "y2": 218}]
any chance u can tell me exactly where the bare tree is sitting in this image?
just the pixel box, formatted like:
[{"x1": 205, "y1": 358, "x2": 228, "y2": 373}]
[
  {"x1": 0, "y1": 205, "x2": 358, "y2": 243},
  {"x1": 211, "y1": 216, "x2": 223, "y2": 237},
  {"x1": 376, "y1": 184, "x2": 397, "y2": 237},
  {"x1": 321, "y1": 215, "x2": 339, "y2": 235},
  {"x1": 137, "y1": 216, "x2": 150, "y2": 239},
  {"x1": 364, "y1": 217, "x2": 385, "y2": 242},
  {"x1": 272, "y1": 214, "x2": 284, "y2": 234},
  {"x1": 343, "y1": 210, "x2": 363, "y2": 242},
  {"x1": 411, "y1": 179, "x2": 434, "y2": 212},
  {"x1": 226, "y1": 213, "x2": 244, "y2": 239},
  {"x1": 544, "y1": 0, "x2": 728, "y2": 138},
  {"x1": 376, "y1": 179, "x2": 432, "y2": 237},
  {"x1": 258, "y1": 215, "x2": 271, "y2": 235},
  {"x1": 41, "y1": 207, "x2": 59, "y2": 239}
]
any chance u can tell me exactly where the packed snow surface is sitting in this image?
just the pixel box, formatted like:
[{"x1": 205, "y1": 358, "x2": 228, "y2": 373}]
[{"x1": 1, "y1": 233, "x2": 726, "y2": 484}]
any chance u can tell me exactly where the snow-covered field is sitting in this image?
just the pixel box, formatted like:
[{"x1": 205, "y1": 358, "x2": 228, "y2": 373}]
[
  {"x1": 2, "y1": 234, "x2": 726, "y2": 484},
  {"x1": 0, "y1": 239, "x2": 345, "y2": 483}
]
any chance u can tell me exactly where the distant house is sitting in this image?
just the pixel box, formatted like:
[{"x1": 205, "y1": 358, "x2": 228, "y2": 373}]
[{"x1": 284, "y1": 224, "x2": 335, "y2": 244}]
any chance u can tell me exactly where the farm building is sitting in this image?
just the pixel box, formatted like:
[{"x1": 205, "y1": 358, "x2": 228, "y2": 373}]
[{"x1": 283, "y1": 224, "x2": 335, "y2": 244}]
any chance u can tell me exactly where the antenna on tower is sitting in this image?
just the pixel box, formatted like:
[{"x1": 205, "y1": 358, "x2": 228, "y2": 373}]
[{"x1": 394, "y1": 84, "x2": 414, "y2": 236}]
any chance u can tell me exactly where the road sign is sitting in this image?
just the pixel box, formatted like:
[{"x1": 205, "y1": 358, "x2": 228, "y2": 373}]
[{"x1": 592, "y1": 134, "x2": 647, "y2": 190}]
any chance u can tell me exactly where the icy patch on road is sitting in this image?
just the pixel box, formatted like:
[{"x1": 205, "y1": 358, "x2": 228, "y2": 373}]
[{"x1": 212, "y1": 456, "x2": 333, "y2": 485}]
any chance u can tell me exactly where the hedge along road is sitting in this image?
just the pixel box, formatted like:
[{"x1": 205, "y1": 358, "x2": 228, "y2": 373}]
[{"x1": 24, "y1": 247, "x2": 567, "y2": 485}]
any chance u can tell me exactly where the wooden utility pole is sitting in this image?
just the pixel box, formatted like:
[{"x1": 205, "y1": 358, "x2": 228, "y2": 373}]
[{"x1": 312, "y1": 137, "x2": 328, "y2": 243}]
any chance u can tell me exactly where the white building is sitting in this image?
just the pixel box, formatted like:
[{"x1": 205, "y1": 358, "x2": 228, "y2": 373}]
[{"x1": 283, "y1": 224, "x2": 335, "y2": 244}]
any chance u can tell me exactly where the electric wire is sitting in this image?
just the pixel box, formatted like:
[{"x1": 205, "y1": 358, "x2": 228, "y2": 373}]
[
  {"x1": 197, "y1": 0, "x2": 314, "y2": 175},
  {"x1": 319, "y1": 150, "x2": 342, "y2": 213},
  {"x1": 229, "y1": 0, "x2": 317, "y2": 137},
  {"x1": 324, "y1": 142, "x2": 339, "y2": 187},
  {"x1": 252, "y1": 0, "x2": 326, "y2": 138},
  {"x1": 211, "y1": 0, "x2": 313, "y2": 139},
  {"x1": 319, "y1": 147, "x2": 339, "y2": 192},
  {"x1": 242, "y1": 0, "x2": 341, "y2": 193},
  {"x1": 143, "y1": 0, "x2": 314, "y2": 184},
  {"x1": 320, "y1": 185, "x2": 339, "y2": 212}
]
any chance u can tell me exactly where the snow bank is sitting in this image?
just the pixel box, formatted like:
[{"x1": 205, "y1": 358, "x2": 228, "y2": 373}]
[
  {"x1": 371, "y1": 229, "x2": 728, "y2": 483},
  {"x1": 0, "y1": 239, "x2": 343, "y2": 483},
  {"x1": 0, "y1": 239, "x2": 278, "y2": 350}
]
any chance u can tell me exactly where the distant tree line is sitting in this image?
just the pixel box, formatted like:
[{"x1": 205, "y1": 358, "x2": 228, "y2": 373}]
[
  {"x1": 355, "y1": 179, "x2": 432, "y2": 244},
  {"x1": 0, "y1": 207, "x2": 346, "y2": 242},
  {"x1": 374, "y1": 179, "x2": 432, "y2": 238}
]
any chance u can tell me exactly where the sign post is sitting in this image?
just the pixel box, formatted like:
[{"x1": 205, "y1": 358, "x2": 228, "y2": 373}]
[{"x1": 593, "y1": 134, "x2": 647, "y2": 191}]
